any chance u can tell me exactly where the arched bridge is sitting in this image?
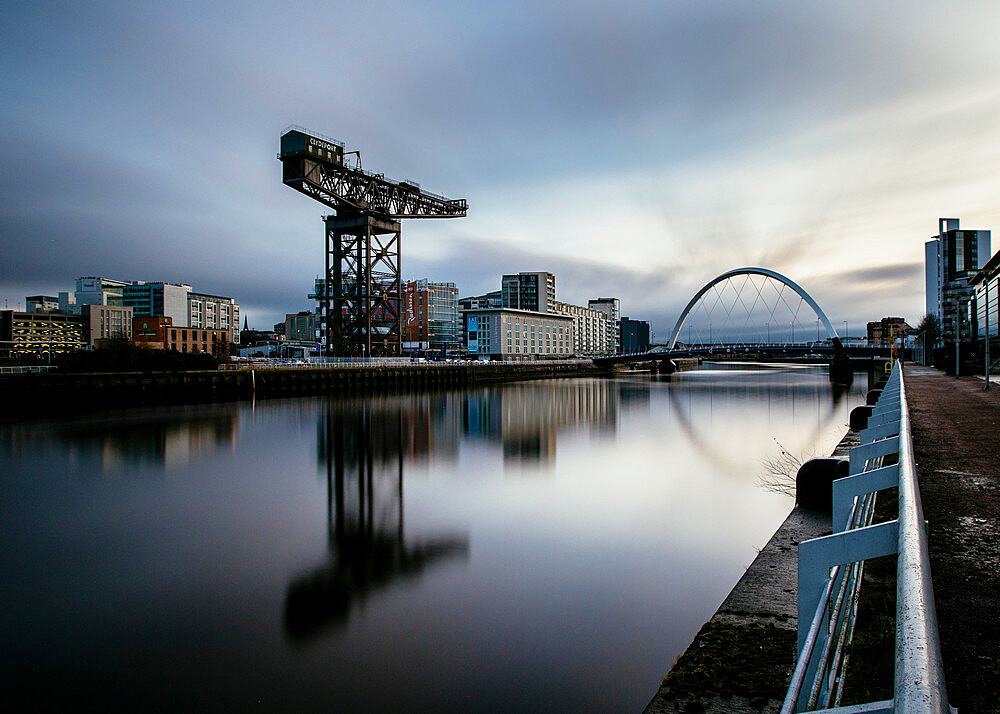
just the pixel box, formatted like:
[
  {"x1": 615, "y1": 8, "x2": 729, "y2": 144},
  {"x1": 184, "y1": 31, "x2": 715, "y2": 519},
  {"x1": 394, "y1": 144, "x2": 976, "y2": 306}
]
[{"x1": 595, "y1": 267, "x2": 892, "y2": 370}]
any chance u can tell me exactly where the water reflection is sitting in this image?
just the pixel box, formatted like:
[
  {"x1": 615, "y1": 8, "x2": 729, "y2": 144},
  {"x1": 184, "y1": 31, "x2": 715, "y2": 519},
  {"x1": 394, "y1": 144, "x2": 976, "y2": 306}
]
[
  {"x1": 284, "y1": 402, "x2": 469, "y2": 642},
  {"x1": 0, "y1": 368, "x2": 870, "y2": 713},
  {"x1": 464, "y1": 380, "x2": 631, "y2": 463},
  {"x1": 662, "y1": 364, "x2": 859, "y2": 475},
  {"x1": 0, "y1": 406, "x2": 238, "y2": 474}
]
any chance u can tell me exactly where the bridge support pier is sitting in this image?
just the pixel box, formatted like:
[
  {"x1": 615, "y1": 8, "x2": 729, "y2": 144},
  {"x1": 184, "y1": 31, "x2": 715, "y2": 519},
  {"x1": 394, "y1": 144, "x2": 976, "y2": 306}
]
[
  {"x1": 829, "y1": 353, "x2": 853, "y2": 384},
  {"x1": 657, "y1": 359, "x2": 675, "y2": 375}
]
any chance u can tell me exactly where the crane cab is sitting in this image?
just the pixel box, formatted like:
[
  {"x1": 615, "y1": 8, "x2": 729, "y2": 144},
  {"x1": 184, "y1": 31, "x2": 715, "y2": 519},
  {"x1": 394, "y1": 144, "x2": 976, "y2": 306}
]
[{"x1": 279, "y1": 127, "x2": 344, "y2": 166}]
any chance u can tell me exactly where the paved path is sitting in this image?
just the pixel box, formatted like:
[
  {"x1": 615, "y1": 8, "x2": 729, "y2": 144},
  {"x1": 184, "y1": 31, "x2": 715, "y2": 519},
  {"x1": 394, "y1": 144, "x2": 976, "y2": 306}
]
[{"x1": 904, "y1": 365, "x2": 1000, "y2": 714}]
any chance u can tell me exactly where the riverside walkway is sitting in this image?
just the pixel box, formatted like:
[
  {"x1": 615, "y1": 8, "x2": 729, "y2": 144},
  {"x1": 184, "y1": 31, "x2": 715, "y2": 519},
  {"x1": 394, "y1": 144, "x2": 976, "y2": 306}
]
[
  {"x1": 644, "y1": 364, "x2": 999, "y2": 713},
  {"x1": 904, "y1": 366, "x2": 1000, "y2": 714}
]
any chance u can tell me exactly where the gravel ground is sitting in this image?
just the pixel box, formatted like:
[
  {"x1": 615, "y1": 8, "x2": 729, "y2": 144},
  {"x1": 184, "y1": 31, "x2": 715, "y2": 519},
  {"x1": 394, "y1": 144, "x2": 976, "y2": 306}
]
[{"x1": 904, "y1": 365, "x2": 1000, "y2": 714}]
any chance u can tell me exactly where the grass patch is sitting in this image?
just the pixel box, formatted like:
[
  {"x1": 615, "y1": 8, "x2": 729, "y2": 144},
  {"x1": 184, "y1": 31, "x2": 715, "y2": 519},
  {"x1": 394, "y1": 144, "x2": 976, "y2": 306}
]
[{"x1": 660, "y1": 620, "x2": 796, "y2": 703}]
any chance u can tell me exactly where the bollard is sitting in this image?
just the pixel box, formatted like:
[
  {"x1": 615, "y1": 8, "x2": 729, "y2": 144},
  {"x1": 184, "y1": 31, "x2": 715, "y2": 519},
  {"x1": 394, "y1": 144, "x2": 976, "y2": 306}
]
[
  {"x1": 796, "y1": 458, "x2": 849, "y2": 513},
  {"x1": 849, "y1": 405, "x2": 873, "y2": 431}
]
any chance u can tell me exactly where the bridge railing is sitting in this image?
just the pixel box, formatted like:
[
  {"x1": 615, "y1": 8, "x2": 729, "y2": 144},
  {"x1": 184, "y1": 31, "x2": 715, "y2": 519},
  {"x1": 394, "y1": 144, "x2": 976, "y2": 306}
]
[{"x1": 781, "y1": 361, "x2": 950, "y2": 713}]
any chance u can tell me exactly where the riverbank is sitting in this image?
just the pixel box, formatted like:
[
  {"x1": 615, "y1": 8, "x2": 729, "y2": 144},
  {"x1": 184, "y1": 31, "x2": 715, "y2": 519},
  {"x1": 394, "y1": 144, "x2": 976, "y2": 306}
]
[
  {"x1": 642, "y1": 423, "x2": 861, "y2": 713},
  {"x1": 0, "y1": 361, "x2": 601, "y2": 416}
]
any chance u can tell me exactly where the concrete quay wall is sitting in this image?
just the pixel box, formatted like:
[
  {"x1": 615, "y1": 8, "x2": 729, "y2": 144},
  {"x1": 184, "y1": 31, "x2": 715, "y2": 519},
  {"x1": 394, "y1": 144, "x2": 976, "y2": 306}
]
[{"x1": 0, "y1": 362, "x2": 601, "y2": 415}]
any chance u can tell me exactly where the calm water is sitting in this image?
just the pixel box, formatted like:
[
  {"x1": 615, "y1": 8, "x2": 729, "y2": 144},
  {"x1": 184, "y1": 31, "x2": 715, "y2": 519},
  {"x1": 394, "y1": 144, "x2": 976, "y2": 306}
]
[{"x1": 1, "y1": 365, "x2": 867, "y2": 712}]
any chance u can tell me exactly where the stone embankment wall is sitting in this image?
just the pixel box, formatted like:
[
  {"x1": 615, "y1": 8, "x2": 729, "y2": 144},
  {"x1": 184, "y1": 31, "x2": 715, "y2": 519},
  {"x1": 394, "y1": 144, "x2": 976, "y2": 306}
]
[{"x1": 1, "y1": 362, "x2": 600, "y2": 414}]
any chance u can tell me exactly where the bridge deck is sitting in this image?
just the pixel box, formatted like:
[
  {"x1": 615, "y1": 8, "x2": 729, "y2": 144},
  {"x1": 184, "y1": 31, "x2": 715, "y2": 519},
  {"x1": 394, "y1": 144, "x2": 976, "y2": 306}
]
[{"x1": 903, "y1": 366, "x2": 1000, "y2": 713}]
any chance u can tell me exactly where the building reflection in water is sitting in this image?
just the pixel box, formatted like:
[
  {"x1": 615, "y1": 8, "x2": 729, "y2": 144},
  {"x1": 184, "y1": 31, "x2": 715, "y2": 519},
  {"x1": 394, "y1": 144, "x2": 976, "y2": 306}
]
[
  {"x1": 0, "y1": 406, "x2": 239, "y2": 475},
  {"x1": 283, "y1": 398, "x2": 469, "y2": 643},
  {"x1": 463, "y1": 379, "x2": 627, "y2": 464}
]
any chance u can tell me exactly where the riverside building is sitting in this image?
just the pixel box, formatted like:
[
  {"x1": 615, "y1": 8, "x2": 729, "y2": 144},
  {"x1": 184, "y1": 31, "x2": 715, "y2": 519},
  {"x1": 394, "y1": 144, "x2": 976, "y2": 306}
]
[
  {"x1": 72, "y1": 278, "x2": 241, "y2": 345},
  {"x1": 501, "y1": 272, "x2": 556, "y2": 313},
  {"x1": 620, "y1": 317, "x2": 651, "y2": 353},
  {"x1": 404, "y1": 279, "x2": 461, "y2": 356},
  {"x1": 925, "y1": 218, "x2": 991, "y2": 343},
  {"x1": 464, "y1": 308, "x2": 573, "y2": 359},
  {"x1": 588, "y1": 297, "x2": 621, "y2": 353},
  {"x1": 552, "y1": 300, "x2": 610, "y2": 356}
]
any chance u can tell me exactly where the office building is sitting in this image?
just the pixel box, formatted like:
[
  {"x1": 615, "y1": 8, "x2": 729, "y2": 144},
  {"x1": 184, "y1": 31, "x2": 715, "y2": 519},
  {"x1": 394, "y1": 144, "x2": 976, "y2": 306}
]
[
  {"x1": 112, "y1": 280, "x2": 239, "y2": 345},
  {"x1": 620, "y1": 317, "x2": 650, "y2": 353},
  {"x1": 82, "y1": 304, "x2": 133, "y2": 345},
  {"x1": 552, "y1": 300, "x2": 610, "y2": 355},
  {"x1": 464, "y1": 308, "x2": 573, "y2": 359},
  {"x1": 133, "y1": 316, "x2": 173, "y2": 350},
  {"x1": 588, "y1": 297, "x2": 621, "y2": 353},
  {"x1": 75, "y1": 277, "x2": 128, "y2": 306},
  {"x1": 501, "y1": 272, "x2": 556, "y2": 313},
  {"x1": 284, "y1": 311, "x2": 317, "y2": 341},
  {"x1": 404, "y1": 279, "x2": 461, "y2": 355},
  {"x1": 25, "y1": 296, "x2": 58, "y2": 313},
  {"x1": 122, "y1": 282, "x2": 191, "y2": 325},
  {"x1": 925, "y1": 218, "x2": 991, "y2": 343}
]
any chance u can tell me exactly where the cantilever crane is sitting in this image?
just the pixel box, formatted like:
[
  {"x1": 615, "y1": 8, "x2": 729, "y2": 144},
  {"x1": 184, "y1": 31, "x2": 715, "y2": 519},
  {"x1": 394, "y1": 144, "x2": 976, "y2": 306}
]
[{"x1": 279, "y1": 126, "x2": 467, "y2": 357}]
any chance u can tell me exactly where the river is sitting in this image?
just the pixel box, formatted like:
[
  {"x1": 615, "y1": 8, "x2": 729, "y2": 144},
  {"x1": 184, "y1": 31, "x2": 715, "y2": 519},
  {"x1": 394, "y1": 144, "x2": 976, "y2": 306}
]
[{"x1": 0, "y1": 364, "x2": 869, "y2": 712}]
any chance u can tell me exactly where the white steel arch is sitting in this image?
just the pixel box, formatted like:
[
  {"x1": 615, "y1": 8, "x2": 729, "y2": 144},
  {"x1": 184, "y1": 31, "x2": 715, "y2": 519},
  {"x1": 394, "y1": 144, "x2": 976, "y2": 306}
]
[{"x1": 667, "y1": 267, "x2": 841, "y2": 350}]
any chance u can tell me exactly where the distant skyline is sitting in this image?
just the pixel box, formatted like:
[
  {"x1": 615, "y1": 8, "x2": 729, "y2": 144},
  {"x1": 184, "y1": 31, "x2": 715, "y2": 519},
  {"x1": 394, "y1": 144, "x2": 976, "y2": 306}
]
[{"x1": 3, "y1": 1, "x2": 999, "y2": 336}]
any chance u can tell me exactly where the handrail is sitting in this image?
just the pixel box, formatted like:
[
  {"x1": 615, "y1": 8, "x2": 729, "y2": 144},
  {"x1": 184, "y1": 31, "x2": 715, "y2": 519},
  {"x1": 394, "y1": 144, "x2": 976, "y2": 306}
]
[
  {"x1": 781, "y1": 361, "x2": 950, "y2": 713},
  {"x1": 894, "y1": 374, "x2": 949, "y2": 711}
]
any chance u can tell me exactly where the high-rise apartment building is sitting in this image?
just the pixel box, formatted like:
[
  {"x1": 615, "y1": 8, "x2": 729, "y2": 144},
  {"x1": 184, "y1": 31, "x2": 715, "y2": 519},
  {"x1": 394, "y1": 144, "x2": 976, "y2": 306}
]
[
  {"x1": 404, "y1": 279, "x2": 461, "y2": 355},
  {"x1": 501, "y1": 272, "x2": 556, "y2": 313},
  {"x1": 925, "y1": 218, "x2": 991, "y2": 343},
  {"x1": 552, "y1": 300, "x2": 610, "y2": 356},
  {"x1": 188, "y1": 292, "x2": 240, "y2": 344},
  {"x1": 588, "y1": 297, "x2": 620, "y2": 353}
]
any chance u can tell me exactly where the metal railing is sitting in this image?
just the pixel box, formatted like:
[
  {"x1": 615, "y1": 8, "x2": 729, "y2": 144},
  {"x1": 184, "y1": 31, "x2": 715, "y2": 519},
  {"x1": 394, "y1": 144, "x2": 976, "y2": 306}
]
[
  {"x1": 0, "y1": 365, "x2": 57, "y2": 375},
  {"x1": 219, "y1": 358, "x2": 594, "y2": 370},
  {"x1": 782, "y1": 361, "x2": 950, "y2": 713}
]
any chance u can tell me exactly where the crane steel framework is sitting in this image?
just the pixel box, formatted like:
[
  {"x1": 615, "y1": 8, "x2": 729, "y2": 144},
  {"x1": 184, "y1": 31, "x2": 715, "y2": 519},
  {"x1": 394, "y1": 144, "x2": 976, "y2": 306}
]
[{"x1": 279, "y1": 126, "x2": 467, "y2": 356}]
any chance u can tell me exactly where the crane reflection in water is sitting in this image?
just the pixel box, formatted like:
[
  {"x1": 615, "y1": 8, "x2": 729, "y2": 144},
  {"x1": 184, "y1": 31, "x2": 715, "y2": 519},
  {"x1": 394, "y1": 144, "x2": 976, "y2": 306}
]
[{"x1": 283, "y1": 398, "x2": 469, "y2": 642}]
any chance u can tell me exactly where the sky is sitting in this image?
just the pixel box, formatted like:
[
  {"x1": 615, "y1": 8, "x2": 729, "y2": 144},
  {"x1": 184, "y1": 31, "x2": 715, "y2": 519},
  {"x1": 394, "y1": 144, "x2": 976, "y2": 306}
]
[{"x1": 2, "y1": 1, "x2": 999, "y2": 338}]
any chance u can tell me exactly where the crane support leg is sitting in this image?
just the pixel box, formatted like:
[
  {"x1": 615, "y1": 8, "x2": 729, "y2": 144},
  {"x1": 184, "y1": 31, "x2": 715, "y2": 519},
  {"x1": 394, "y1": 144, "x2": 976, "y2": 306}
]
[{"x1": 323, "y1": 213, "x2": 402, "y2": 357}]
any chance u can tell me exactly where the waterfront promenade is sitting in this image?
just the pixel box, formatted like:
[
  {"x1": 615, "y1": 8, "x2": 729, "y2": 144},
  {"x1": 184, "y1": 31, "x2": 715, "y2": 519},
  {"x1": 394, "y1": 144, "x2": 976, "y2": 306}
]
[
  {"x1": 905, "y1": 366, "x2": 1000, "y2": 714},
  {"x1": 645, "y1": 364, "x2": 1000, "y2": 713}
]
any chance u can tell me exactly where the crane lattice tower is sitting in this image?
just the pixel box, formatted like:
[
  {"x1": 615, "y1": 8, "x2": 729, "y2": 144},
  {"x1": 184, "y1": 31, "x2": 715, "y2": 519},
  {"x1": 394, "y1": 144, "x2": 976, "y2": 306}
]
[{"x1": 279, "y1": 126, "x2": 467, "y2": 357}]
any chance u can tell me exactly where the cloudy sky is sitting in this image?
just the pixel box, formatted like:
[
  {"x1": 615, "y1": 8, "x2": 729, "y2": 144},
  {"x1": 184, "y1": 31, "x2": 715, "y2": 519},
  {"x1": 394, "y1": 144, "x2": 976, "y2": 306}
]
[{"x1": 2, "y1": 1, "x2": 999, "y2": 337}]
